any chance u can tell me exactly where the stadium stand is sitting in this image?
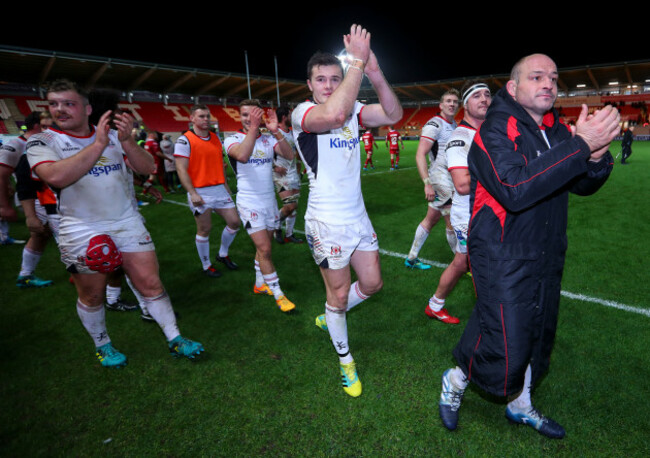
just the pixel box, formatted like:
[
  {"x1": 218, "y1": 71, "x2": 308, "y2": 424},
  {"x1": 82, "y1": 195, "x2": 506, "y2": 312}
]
[
  {"x1": 1, "y1": 45, "x2": 649, "y2": 141},
  {"x1": 2, "y1": 93, "x2": 649, "y2": 141}
]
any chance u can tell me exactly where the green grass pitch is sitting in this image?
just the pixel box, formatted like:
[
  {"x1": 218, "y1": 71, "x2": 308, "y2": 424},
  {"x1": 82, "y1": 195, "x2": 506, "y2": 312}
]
[{"x1": 1, "y1": 140, "x2": 648, "y2": 456}]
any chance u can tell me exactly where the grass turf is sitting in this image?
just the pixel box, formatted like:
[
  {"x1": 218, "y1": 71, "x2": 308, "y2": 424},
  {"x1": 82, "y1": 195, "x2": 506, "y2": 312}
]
[{"x1": 0, "y1": 140, "x2": 648, "y2": 456}]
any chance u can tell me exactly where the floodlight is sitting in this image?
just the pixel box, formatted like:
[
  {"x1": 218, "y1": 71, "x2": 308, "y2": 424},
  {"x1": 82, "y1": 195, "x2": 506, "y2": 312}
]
[{"x1": 338, "y1": 50, "x2": 351, "y2": 73}]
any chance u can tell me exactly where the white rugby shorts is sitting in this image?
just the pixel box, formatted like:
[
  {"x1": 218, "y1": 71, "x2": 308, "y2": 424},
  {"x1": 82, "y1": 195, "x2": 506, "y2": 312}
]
[
  {"x1": 452, "y1": 223, "x2": 468, "y2": 254},
  {"x1": 428, "y1": 170, "x2": 453, "y2": 214},
  {"x1": 236, "y1": 201, "x2": 280, "y2": 235},
  {"x1": 304, "y1": 215, "x2": 378, "y2": 270},
  {"x1": 188, "y1": 185, "x2": 235, "y2": 215},
  {"x1": 58, "y1": 215, "x2": 154, "y2": 274}
]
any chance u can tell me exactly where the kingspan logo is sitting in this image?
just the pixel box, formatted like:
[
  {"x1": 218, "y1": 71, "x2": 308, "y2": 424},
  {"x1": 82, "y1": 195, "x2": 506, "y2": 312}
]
[
  {"x1": 329, "y1": 127, "x2": 360, "y2": 151},
  {"x1": 247, "y1": 149, "x2": 273, "y2": 166},
  {"x1": 88, "y1": 156, "x2": 123, "y2": 177}
]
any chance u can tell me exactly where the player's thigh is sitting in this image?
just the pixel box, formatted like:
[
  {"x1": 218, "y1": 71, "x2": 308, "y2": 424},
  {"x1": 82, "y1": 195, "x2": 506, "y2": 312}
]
[{"x1": 121, "y1": 251, "x2": 164, "y2": 297}]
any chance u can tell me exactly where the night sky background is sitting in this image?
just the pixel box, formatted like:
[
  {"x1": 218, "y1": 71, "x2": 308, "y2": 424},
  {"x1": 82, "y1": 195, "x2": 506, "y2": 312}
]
[{"x1": 4, "y1": 7, "x2": 648, "y2": 85}]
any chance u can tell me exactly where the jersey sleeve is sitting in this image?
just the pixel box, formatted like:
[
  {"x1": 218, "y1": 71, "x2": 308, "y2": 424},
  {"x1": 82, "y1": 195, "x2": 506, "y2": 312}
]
[
  {"x1": 420, "y1": 118, "x2": 442, "y2": 143},
  {"x1": 25, "y1": 135, "x2": 59, "y2": 173},
  {"x1": 355, "y1": 101, "x2": 366, "y2": 128},
  {"x1": 0, "y1": 140, "x2": 23, "y2": 169},
  {"x1": 446, "y1": 129, "x2": 471, "y2": 171},
  {"x1": 223, "y1": 133, "x2": 242, "y2": 155},
  {"x1": 291, "y1": 101, "x2": 316, "y2": 134},
  {"x1": 173, "y1": 135, "x2": 191, "y2": 158}
]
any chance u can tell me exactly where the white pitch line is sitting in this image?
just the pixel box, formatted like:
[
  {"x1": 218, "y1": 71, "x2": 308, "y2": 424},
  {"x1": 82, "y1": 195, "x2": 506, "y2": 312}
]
[
  {"x1": 559, "y1": 291, "x2": 650, "y2": 318},
  {"x1": 158, "y1": 197, "x2": 649, "y2": 318}
]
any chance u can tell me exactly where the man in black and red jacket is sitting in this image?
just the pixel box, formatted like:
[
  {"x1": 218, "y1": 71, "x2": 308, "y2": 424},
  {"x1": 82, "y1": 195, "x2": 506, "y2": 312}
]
[{"x1": 439, "y1": 54, "x2": 620, "y2": 439}]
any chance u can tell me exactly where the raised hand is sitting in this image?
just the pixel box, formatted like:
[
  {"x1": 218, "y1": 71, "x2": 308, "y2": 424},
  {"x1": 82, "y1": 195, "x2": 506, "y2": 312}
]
[
  {"x1": 575, "y1": 104, "x2": 620, "y2": 160},
  {"x1": 343, "y1": 24, "x2": 371, "y2": 65},
  {"x1": 248, "y1": 106, "x2": 264, "y2": 133},
  {"x1": 265, "y1": 109, "x2": 279, "y2": 134},
  {"x1": 113, "y1": 112, "x2": 136, "y2": 143},
  {"x1": 95, "y1": 110, "x2": 112, "y2": 148}
]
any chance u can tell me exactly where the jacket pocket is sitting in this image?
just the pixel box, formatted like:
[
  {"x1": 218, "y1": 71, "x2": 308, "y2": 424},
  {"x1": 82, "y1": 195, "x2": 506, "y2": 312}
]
[{"x1": 487, "y1": 243, "x2": 541, "y2": 303}]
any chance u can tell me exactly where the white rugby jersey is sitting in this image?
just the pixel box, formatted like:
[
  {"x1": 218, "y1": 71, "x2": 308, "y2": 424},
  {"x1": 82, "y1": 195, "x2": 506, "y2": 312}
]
[
  {"x1": 291, "y1": 100, "x2": 366, "y2": 225},
  {"x1": 0, "y1": 136, "x2": 27, "y2": 169},
  {"x1": 273, "y1": 127, "x2": 299, "y2": 183},
  {"x1": 26, "y1": 127, "x2": 139, "y2": 226},
  {"x1": 420, "y1": 115, "x2": 457, "y2": 176},
  {"x1": 223, "y1": 131, "x2": 277, "y2": 207},
  {"x1": 446, "y1": 121, "x2": 476, "y2": 228}
]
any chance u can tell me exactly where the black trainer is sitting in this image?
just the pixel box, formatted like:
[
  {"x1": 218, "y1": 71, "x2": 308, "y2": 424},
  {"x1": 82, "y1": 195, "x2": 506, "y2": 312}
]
[
  {"x1": 215, "y1": 255, "x2": 238, "y2": 270},
  {"x1": 204, "y1": 265, "x2": 222, "y2": 278},
  {"x1": 105, "y1": 298, "x2": 139, "y2": 312}
]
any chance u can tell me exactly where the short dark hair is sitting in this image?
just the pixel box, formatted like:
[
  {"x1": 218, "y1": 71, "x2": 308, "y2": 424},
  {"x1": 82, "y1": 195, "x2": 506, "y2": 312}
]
[
  {"x1": 276, "y1": 106, "x2": 291, "y2": 121},
  {"x1": 190, "y1": 104, "x2": 210, "y2": 115},
  {"x1": 306, "y1": 52, "x2": 343, "y2": 80},
  {"x1": 460, "y1": 80, "x2": 490, "y2": 105},
  {"x1": 45, "y1": 79, "x2": 89, "y2": 103},
  {"x1": 24, "y1": 112, "x2": 41, "y2": 131}
]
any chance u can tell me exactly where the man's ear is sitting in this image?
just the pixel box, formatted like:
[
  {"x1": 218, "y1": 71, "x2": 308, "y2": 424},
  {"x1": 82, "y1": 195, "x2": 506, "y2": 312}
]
[{"x1": 506, "y1": 80, "x2": 517, "y2": 99}]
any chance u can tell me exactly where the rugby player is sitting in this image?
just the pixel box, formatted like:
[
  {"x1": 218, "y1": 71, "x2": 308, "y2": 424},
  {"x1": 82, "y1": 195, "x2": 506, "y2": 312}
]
[
  {"x1": 27, "y1": 79, "x2": 203, "y2": 367},
  {"x1": 272, "y1": 106, "x2": 303, "y2": 244},
  {"x1": 425, "y1": 81, "x2": 491, "y2": 324},
  {"x1": 224, "y1": 100, "x2": 296, "y2": 313},
  {"x1": 385, "y1": 126, "x2": 403, "y2": 170},
  {"x1": 404, "y1": 90, "x2": 460, "y2": 269},
  {"x1": 362, "y1": 129, "x2": 378, "y2": 170},
  {"x1": 1, "y1": 112, "x2": 56, "y2": 287},
  {"x1": 292, "y1": 24, "x2": 403, "y2": 397},
  {"x1": 175, "y1": 105, "x2": 241, "y2": 277}
]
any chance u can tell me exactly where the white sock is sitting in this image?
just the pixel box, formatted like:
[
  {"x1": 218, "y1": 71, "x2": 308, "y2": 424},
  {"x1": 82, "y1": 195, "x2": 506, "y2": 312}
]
[
  {"x1": 450, "y1": 366, "x2": 469, "y2": 390},
  {"x1": 446, "y1": 227, "x2": 457, "y2": 254},
  {"x1": 195, "y1": 235, "x2": 211, "y2": 270},
  {"x1": 263, "y1": 272, "x2": 284, "y2": 299},
  {"x1": 141, "y1": 291, "x2": 180, "y2": 341},
  {"x1": 218, "y1": 226, "x2": 238, "y2": 258},
  {"x1": 408, "y1": 224, "x2": 429, "y2": 260},
  {"x1": 105, "y1": 285, "x2": 121, "y2": 305},
  {"x1": 76, "y1": 299, "x2": 110, "y2": 347},
  {"x1": 254, "y1": 260, "x2": 264, "y2": 287},
  {"x1": 124, "y1": 275, "x2": 147, "y2": 312},
  {"x1": 508, "y1": 364, "x2": 533, "y2": 410},
  {"x1": 346, "y1": 281, "x2": 369, "y2": 311},
  {"x1": 285, "y1": 214, "x2": 296, "y2": 237},
  {"x1": 428, "y1": 295, "x2": 445, "y2": 312},
  {"x1": 19, "y1": 247, "x2": 41, "y2": 277},
  {"x1": 325, "y1": 305, "x2": 352, "y2": 363}
]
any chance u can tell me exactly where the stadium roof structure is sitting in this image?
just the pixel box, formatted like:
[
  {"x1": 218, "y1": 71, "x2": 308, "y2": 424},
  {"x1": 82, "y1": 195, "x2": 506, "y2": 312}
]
[{"x1": 1, "y1": 45, "x2": 649, "y2": 107}]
